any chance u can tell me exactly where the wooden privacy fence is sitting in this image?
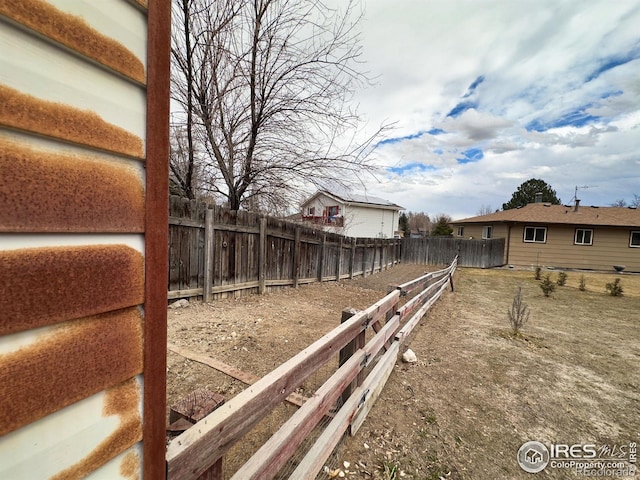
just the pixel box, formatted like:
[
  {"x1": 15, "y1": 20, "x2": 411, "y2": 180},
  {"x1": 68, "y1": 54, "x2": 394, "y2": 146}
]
[
  {"x1": 402, "y1": 236, "x2": 505, "y2": 268},
  {"x1": 165, "y1": 257, "x2": 458, "y2": 479},
  {"x1": 168, "y1": 196, "x2": 401, "y2": 301}
]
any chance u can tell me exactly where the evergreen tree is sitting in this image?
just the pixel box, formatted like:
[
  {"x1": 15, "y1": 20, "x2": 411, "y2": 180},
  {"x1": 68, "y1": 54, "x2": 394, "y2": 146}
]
[
  {"x1": 502, "y1": 178, "x2": 561, "y2": 210},
  {"x1": 398, "y1": 212, "x2": 410, "y2": 237},
  {"x1": 431, "y1": 214, "x2": 453, "y2": 236}
]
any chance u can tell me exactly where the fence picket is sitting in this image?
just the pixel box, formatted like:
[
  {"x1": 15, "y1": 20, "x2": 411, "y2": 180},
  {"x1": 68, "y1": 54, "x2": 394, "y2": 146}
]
[{"x1": 168, "y1": 197, "x2": 504, "y2": 300}]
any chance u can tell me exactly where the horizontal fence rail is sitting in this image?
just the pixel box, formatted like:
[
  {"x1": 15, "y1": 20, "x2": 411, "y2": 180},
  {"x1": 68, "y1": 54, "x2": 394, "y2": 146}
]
[{"x1": 166, "y1": 257, "x2": 458, "y2": 479}]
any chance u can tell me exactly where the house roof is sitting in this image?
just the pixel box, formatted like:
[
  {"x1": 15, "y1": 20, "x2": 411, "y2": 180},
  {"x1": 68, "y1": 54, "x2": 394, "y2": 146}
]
[
  {"x1": 452, "y1": 203, "x2": 640, "y2": 228},
  {"x1": 303, "y1": 190, "x2": 404, "y2": 210}
]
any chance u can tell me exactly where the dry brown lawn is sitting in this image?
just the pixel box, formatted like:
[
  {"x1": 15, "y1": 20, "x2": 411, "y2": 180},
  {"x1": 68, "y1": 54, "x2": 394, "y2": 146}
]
[
  {"x1": 166, "y1": 266, "x2": 640, "y2": 479},
  {"x1": 340, "y1": 267, "x2": 640, "y2": 479}
]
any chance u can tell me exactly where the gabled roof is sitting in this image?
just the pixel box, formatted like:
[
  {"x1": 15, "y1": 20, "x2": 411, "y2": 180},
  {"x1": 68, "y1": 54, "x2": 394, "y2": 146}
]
[
  {"x1": 452, "y1": 203, "x2": 640, "y2": 228},
  {"x1": 302, "y1": 190, "x2": 403, "y2": 210}
]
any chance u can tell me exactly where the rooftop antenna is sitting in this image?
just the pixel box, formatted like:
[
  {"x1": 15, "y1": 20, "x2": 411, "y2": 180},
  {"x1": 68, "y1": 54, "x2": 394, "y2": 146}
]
[{"x1": 572, "y1": 185, "x2": 597, "y2": 205}]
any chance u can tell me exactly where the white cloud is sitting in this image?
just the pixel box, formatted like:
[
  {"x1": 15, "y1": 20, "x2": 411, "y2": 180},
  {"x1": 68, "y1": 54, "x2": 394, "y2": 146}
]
[
  {"x1": 350, "y1": 0, "x2": 640, "y2": 217},
  {"x1": 439, "y1": 109, "x2": 514, "y2": 142}
]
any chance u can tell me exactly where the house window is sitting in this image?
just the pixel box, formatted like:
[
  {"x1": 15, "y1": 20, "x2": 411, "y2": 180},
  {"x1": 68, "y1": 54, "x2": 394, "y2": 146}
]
[
  {"x1": 306, "y1": 206, "x2": 315, "y2": 216},
  {"x1": 575, "y1": 228, "x2": 593, "y2": 245},
  {"x1": 326, "y1": 205, "x2": 339, "y2": 217},
  {"x1": 631, "y1": 231, "x2": 640, "y2": 247},
  {"x1": 524, "y1": 226, "x2": 547, "y2": 243},
  {"x1": 482, "y1": 226, "x2": 492, "y2": 239},
  {"x1": 457, "y1": 226, "x2": 464, "y2": 237}
]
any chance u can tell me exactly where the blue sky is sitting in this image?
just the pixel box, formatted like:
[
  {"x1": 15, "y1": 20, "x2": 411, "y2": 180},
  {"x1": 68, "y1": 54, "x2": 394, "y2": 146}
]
[{"x1": 350, "y1": 0, "x2": 640, "y2": 219}]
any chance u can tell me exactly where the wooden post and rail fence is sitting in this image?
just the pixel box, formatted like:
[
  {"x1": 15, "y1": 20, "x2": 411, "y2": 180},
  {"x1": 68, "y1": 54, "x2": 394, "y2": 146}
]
[
  {"x1": 168, "y1": 196, "x2": 504, "y2": 302},
  {"x1": 165, "y1": 257, "x2": 458, "y2": 479}
]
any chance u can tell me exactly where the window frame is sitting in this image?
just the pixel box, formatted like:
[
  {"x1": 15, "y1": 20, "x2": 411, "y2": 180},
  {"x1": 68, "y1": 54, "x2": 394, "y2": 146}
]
[
  {"x1": 574, "y1": 228, "x2": 593, "y2": 246},
  {"x1": 481, "y1": 225, "x2": 493, "y2": 239},
  {"x1": 523, "y1": 226, "x2": 547, "y2": 243},
  {"x1": 630, "y1": 231, "x2": 640, "y2": 248},
  {"x1": 457, "y1": 226, "x2": 464, "y2": 237},
  {"x1": 326, "y1": 205, "x2": 339, "y2": 217}
]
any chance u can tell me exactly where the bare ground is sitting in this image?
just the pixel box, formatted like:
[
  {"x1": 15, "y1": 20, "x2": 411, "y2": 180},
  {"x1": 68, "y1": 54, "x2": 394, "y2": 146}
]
[{"x1": 167, "y1": 266, "x2": 640, "y2": 479}]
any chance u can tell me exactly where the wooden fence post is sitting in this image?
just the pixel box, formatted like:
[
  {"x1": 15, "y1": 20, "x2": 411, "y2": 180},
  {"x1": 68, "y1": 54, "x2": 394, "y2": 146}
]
[
  {"x1": 293, "y1": 226, "x2": 301, "y2": 288},
  {"x1": 338, "y1": 308, "x2": 364, "y2": 406},
  {"x1": 336, "y1": 237, "x2": 343, "y2": 281},
  {"x1": 361, "y1": 239, "x2": 367, "y2": 277},
  {"x1": 371, "y1": 238, "x2": 377, "y2": 275},
  {"x1": 318, "y1": 234, "x2": 326, "y2": 282},
  {"x1": 258, "y1": 215, "x2": 267, "y2": 294},
  {"x1": 349, "y1": 238, "x2": 356, "y2": 279},
  {"x1": 425, "y1": 238, "x2": 429, "y2": 265},
  {"x1": 203, "y1": 208, "x2": 214, "y2": 302}
]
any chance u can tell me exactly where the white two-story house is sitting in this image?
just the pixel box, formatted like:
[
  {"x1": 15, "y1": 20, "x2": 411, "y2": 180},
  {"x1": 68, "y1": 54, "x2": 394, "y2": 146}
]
[{"x1": 301, "y1": 190, "x2": 403, "y2": 238}]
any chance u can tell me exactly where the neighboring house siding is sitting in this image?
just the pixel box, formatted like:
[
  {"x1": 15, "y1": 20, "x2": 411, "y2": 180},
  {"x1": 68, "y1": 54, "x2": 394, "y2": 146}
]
[
  {"x1": 344, "y1": 205, "x2": 398, "y2": 238},
  {"x1": 507, "y1": 225, "x2": 640, "y2": 271},
  {"x1": 457, "y1": 224, "x2": 509, "y2": 263},
  {"x1": 453, "y1": 204, "x2": 640, "y2": 272},
  {"x1": 302, "y1": 192, "x2": 401, "y2": 238},
  {"x1": 304, "y1": 194, "x2": 343, "y2": 218},
  {"x1": 458, "y1": 224, "x2": 508, "y2": 240},
  {"x1": 0, "y1": 1, "x2": 169, "y2": 478}
]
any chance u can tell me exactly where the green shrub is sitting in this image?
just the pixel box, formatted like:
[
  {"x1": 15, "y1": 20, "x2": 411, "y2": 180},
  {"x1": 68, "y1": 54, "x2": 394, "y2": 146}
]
[
  {"x1": 579, "y1": 275, "x2": 586, "y2": 291},
  {"x1": 557, "y1": 271, "x2": 568, "y2": 286},
  {"x1": 605, "y1": 278, "x2": 624, "y2": 296},
  {"x1": 540, "y1": 274, "x2": 556, "y2": 297}
]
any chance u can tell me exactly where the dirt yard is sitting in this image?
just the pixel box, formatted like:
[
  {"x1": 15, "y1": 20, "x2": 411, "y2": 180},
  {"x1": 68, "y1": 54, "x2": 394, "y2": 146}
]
[{"x1": 167, "y1": 266, "x2": 640, "y2": 479}]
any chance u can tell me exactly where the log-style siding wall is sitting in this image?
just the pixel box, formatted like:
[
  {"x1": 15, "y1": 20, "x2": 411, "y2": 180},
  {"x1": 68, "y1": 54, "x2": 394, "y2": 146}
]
[{"x1": 0, "y1": 1, "x2": 170, "y2": 478}]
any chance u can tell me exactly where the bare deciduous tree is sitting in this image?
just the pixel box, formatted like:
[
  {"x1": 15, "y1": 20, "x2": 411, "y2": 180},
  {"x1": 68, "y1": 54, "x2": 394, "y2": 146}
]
[
  {"x1": 406, "y1": 211, "x2": 431, "y2": 236},
  {"x1": 477, "y1": 204, "x2": 495, "y2": 216},
  {"x1": 171, "y1": 0, "x2": 237, "y2": 200},
  {"x1": 610, "y1": 194, "x2": 640, "y2": 208},
  {"x1": 171, "y1": 0, "x2": 387, "y2": 210}
]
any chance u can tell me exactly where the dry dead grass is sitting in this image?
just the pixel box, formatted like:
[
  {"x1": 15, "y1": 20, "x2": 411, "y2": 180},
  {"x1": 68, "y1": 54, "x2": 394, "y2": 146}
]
[
  {"x1": 166, "y1": 266, "x2": 640, "y2": 479},
  {"x1": 340, "y1": 267, "x2": 640, "y2": 479}
]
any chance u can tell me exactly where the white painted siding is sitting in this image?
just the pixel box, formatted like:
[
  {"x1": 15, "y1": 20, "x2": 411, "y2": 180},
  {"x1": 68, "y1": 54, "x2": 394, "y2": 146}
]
[
  {"x1": 0, "y1": 22, "x2": 146, "y2": 146},
  {"x1": 0, "y1": 0, "x2": 156, "y2": 477},
  {"x1": 302, "y1": 192, "x2": 401, "y2": 238},
  {"x1": 0, "y1": 377, "x2": 143, "y2": 479},
  {"x1": 343, "y1": 205, "x2": 399, "y2": 238}
]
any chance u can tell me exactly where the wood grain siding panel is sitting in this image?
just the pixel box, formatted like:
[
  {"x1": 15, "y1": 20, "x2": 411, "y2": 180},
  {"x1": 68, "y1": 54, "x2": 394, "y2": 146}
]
[
  {"x1": 0, "y1": 139, "x2": 144, "y2": 232},
  {"x1": 0, "y1": 85, "x2": 144, "y2": 158},
  {"x1": 0, "y1": 0, "x2": 145, "y2": 83},
  {"x1": 0, "y1": 380, "x2": 142, "y2": 479},
  {"x1": 0, "y1": 245, "x2": 144, "y2": 335},
  {"x1": 0, "y1": 309, "x2": 143, "y2": 436}
]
